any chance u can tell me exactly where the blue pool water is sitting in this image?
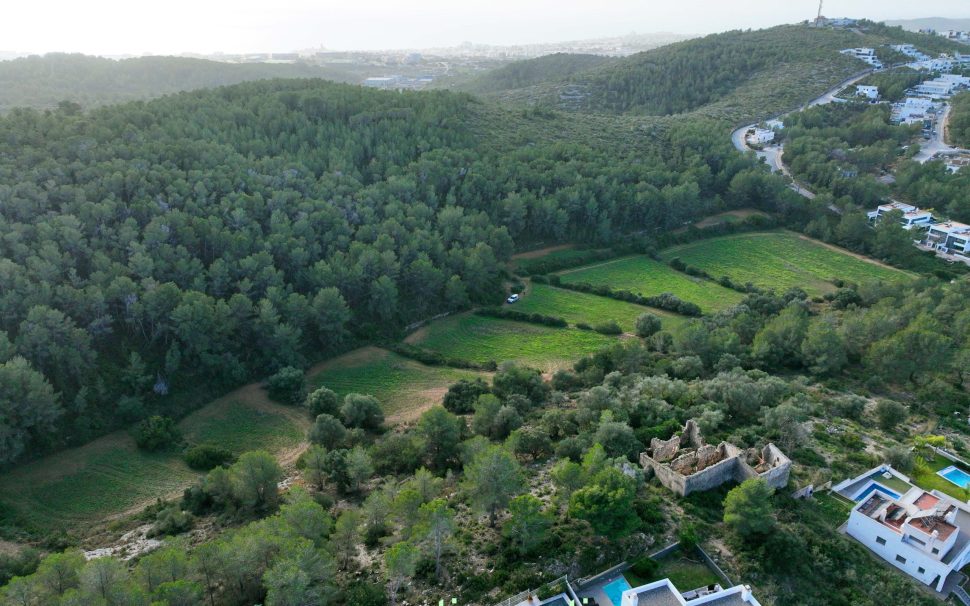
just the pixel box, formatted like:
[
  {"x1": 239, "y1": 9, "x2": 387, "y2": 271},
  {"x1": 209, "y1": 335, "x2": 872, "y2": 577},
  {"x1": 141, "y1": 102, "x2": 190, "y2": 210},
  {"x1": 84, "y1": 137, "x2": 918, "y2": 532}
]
[
  {"x1": 855, "y1": 482, "x2": 900, "y2": 502},
  {"x1": 603, "y1": 577, "x2": 632, "y2": 606},
  {"x1": 941, "y1": 466, "x2": 970, "y2": 489}
]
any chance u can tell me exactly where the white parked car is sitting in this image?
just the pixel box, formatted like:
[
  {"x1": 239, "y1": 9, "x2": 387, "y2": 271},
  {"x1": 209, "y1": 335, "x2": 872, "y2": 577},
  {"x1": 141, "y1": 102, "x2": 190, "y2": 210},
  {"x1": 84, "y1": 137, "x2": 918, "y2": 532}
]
[{"x1": 506, "y1": 294, "x2": 520, "y2": 304}]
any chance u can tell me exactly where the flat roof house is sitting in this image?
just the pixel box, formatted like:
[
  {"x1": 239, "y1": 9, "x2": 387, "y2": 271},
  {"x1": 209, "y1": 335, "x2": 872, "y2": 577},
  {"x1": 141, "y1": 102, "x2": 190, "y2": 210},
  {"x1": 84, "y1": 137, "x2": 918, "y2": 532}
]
[
  {"x1": 845, "y1": 480, "x2": 970, "y2": 591},
  {"x1": 841, "y1": 47, "x2": 882, "y2": 68},
  {"x1": 619, "y1": 579, "x2": 762, "y2": 606},
  {"x1": 856, "y1": 85, "x2": 879, "y2": 99},
  {"x1": 745, "y1": 128, "x2": 775, "y2": 145},
  {"x1": 925, "y1": 221, "x2": 970, "y2": 255},
  {"x1": 867, "y1": 201, "x2": 934, "y2": 230},
  {"x1": 639, "y1": 420, "x2": 791, "y2": 497}
]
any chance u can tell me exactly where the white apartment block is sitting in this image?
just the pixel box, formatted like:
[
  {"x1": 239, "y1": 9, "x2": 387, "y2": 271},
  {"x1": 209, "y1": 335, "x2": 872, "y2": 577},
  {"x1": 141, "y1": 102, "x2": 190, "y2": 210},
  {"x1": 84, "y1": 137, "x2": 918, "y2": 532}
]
[
  {"x1": 867, "y1": 201, "x2": 934, "y2": 230},
  {"x1": 891, "y1": 44, "x2": 930, "y2": 61},
  {"x1": 846, "y1": 484, "x2": 970, "y2": 591}
]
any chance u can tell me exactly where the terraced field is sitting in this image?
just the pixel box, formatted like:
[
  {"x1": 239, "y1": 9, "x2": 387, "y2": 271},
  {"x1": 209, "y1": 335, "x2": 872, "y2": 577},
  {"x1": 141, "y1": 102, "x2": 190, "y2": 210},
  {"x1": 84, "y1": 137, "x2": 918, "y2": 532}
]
[
  {"x1": 0, "y1": 388, "x2": 309, "y2": 533},
  {"x1": 406, "y1": 313, "x2": 618, "y2": 373},
  {"x1": 659, "y1": 232, "x2": 912, "y2": 295},
  {"x1": 308, "y1": 347, "x2": 488, "y2": 423},
  {"x1": 557, "y1": 256, "x2": 745, "y2": 313},
  {"x1": 515, "y1": 283, "x2": 686, "y2": 333}
]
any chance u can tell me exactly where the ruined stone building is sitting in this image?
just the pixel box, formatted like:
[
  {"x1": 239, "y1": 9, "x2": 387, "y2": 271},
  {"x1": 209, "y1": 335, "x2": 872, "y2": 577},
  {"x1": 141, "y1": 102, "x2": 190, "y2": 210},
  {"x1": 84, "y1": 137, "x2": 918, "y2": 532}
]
[{"x1": 639, "y1": 420, "x2": 792, "y2": 496}]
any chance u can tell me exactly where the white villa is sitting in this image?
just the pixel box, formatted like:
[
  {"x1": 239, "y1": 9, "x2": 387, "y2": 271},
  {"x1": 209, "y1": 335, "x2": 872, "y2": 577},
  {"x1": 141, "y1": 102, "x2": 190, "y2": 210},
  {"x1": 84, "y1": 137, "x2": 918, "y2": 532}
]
[
  {"x1": 891, "y1": 44, "x2": 930, "y2": 61},
  {"x1": 840, "y1": 474, "x2": 970, "y2": 592},
  {"x1": 841, "y1": 47, "x2": 882, "y2": 68},
  {"x1": 856, "y1": 85, "x2": 879, "y2": 100},
  {"x1": 746, "y1": 128, "x2": 775, "y2": 145},
  {"x1": 925, "y1": 221, "x2": 970, "y2": 255},
  {"x1": 619, "y1": 579, "x2": 761, "y2": 606},
  {"x1": 866, "y1": 201, "x2": 934, "y2": 230}
]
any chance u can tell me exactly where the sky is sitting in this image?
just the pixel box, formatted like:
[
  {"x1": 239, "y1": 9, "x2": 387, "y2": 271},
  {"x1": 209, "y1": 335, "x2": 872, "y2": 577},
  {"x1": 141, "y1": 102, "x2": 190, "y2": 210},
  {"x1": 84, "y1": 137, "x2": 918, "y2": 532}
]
[{"x1": 3, "y1": 0, "x2": 970, "y2": 55}]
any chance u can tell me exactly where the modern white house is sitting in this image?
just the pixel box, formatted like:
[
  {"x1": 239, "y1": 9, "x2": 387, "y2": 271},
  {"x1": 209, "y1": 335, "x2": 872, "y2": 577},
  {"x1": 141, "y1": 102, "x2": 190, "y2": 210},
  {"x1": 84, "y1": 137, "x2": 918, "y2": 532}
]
[
  {"x1": 856, "y1": 85, "x2": 879, "y2": 100},
  {"x1": 925, "y1": 221, "x2": 970, "y2": 255},
  {"x1": 891, "y1": 44, "x2": 930, "y2": 61},
  {"x1": 619, "y1": 579, "x2": 762, "y2": 606},
  {"x1": 841, "y1": 47, "x2": 882, "y2": 68},
  {"x1": 914, "y1": 79, "x2": 959, "y2": 99},
  {"x1": 746, "y1": 128, "x2": 775, "y2": 145},
  {"x1": 844, "y1": 481, "x2": 970, "y2": 592},
  {"x1": 866, "y1": 201, "x2": 934, "y2": 230}
]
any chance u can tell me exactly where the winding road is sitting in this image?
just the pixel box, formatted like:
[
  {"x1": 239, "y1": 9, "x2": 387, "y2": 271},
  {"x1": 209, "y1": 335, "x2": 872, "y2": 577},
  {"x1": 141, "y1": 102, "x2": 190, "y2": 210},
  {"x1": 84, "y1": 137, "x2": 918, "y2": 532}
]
[{"x1": 730, "y1": 70, "x2": 874, "y2": 205}]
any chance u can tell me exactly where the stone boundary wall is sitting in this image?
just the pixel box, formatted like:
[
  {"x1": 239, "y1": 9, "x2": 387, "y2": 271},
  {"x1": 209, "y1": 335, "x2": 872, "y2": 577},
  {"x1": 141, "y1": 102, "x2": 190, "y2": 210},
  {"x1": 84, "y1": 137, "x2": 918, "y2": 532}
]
[
  {"x1": 697, "y1": 545, "x2": 734, "y2": 587},
  {"x1": 574, "y1": 561, "x2": 631, "y2": 589}
]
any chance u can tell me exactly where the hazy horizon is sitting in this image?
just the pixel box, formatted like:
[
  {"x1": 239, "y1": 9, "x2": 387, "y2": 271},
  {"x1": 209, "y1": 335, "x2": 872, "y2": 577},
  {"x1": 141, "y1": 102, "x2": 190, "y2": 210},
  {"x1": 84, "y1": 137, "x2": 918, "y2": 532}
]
[{"x1": 4, "y1": 0, "x2": 970, "y2": 56}]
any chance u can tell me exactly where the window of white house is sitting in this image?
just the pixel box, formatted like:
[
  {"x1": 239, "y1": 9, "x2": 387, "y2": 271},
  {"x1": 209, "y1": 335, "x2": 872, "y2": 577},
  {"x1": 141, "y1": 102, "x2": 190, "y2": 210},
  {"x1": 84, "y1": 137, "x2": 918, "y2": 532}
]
[
  {"x1": 876, "y1": 536, "x2": 887, "y2": 545},
  {"x1": 896, "y1": 555, "x2": 907, "y2": 564},
  {"x1": 918, "y1": 567, "x2": 926, "y2": 574}
]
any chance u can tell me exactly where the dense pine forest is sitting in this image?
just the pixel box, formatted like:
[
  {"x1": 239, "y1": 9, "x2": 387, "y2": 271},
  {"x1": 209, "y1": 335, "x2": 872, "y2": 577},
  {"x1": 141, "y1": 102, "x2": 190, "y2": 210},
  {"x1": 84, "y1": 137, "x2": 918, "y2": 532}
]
[{"x1": 0, "y1": 78, "x2": 776, "y2": 466}]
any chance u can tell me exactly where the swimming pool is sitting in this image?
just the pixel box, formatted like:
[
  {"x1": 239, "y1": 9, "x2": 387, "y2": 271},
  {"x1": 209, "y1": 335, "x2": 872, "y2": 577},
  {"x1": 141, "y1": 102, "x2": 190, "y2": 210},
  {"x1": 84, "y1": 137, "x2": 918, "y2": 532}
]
[
  {"x1": 854, "y1": 481, "x2": 900, "y2": 502},
  {"x1": 603, "y1": 576, "x2": 632, "y2": 606},
  {"x1": 939, "y1": 466, "x2": 970, "y2": 489}
]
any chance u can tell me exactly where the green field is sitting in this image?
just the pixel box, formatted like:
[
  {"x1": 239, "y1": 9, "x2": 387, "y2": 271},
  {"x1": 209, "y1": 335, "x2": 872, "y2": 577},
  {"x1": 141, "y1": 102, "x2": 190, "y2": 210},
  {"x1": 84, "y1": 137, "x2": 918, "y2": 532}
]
[
  {"x1": 515, "y1": 283, "x2": 686, "y2": 333},
  {"x1": 659, "y1": 232, "x2": 912, "y2": 296},
  {"x1": 407, "y1": 313, "x2": 618, "y2": 373},
  {"x1": 513, "y1": 246, "x2": 608, "y2": 274},
  {"x1": 557, "y1": 256, "x2": 745, "y2": 313},
  {"x1": 0, "y1": 391, "x2": 308, "y2": 532},
  {"x1": 308, "y1": 347, "x2": 488, "y2": 423}
]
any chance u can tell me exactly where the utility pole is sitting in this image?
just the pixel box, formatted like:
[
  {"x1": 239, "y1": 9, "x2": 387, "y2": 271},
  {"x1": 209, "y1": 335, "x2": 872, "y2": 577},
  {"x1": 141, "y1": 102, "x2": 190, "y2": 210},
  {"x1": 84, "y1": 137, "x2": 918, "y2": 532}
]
[{"x1": 815, "y1": 0, "x2": 824, "y2": 27}]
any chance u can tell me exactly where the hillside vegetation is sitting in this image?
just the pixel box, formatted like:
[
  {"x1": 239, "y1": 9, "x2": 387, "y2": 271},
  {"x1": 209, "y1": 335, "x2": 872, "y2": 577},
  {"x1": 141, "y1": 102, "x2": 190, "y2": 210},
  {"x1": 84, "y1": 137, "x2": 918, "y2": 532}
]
[
  {"x1": 464, "y1": 23, "x2": 968, "y2": 125},
  {"x1": 0, "y1": 77, "x2": 782, "y2": 467},
  {"x1": 0, "y1": 53, "x2": 358, "y2": 112},
  {"x1": 461, "y1": 53, "x2": 614, "y2": 95}
]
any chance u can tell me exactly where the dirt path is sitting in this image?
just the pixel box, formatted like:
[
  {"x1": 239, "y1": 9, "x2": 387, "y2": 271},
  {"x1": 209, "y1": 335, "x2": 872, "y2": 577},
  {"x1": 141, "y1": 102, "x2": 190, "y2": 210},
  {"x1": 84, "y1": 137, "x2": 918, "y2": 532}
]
[
  {"x1": 511, "y1": 243, "x2": 575, "y2": 260},
  {"x1": 793, "y1": 233, "x2": 914, "y2": 275},
  {"x1": 555, "y1": 255, "x2": 638, "y2": 275}
]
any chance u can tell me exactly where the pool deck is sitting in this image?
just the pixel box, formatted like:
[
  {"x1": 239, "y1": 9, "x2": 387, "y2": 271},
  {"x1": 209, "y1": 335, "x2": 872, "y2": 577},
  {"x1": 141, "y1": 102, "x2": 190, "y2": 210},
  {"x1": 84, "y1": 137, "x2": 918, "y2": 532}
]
[
  {"x1": 939, "y1": 465, "x2": 970, "y2": 489},
  {"x1": 577, "y1": 573, "x2": 628, "y2": 606}
]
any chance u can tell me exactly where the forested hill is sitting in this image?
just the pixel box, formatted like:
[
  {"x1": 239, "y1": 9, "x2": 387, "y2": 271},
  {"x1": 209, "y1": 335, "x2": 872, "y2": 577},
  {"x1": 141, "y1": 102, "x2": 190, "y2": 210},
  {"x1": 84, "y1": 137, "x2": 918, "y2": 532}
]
[
  {"x1": 0, "y1": 78, "x2": 776, "y2": 466},
  {"x1": 0, "y1": 53, "x2": 358, "y2": 112},
  {"x1": 460, "y1": 53, "x2": 615, "y2": 95},
  {"x1": 464, "y1": 23, "x2": 967, "y2": 124}
]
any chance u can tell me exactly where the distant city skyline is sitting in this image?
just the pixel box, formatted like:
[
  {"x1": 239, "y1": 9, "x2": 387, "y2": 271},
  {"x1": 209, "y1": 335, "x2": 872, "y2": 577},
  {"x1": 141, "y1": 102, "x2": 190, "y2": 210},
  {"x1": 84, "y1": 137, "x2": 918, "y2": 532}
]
[{"x1": 4, "y1": 0, "x2": 970, "y2": 56}]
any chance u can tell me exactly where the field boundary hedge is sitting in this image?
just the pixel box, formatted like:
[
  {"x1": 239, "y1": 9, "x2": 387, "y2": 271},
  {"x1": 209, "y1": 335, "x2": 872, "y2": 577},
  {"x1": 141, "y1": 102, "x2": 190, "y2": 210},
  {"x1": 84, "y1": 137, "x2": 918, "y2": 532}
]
[
  {"x1": 546, "y1": 278, "x2": 702, "y2": 317},
  {"x1": 474, "y1": 307, "x2": 568, "y2": 328},
  {"x1": 387, "y1": 343, "x2": 498, "y2": 371}
]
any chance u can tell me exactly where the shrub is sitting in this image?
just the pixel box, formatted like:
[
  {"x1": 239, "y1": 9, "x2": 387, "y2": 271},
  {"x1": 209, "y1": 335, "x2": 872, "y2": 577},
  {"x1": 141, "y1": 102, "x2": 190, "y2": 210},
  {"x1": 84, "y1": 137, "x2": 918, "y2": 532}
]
[
  {"x1": 443, "y1": 378, "x2": 492, "y2": 414},
  {"x1": 267, "y1": 366, "x2": 306, "y2": 404},
  {"x1": 635, "y1": 313, "x2": 662, "y2": 338},
  {"x1": 132, "y1": 416, "x2": 182, "y2": 452},
  {"x1": 184, "y1": 444, "x2": 235, "y2": 470},
  {"x1": 305, "y1": 386, "x2": 340, "y2": 417},
  {"x1": 309, "y1": 414, "x2": 348, "y2": 449},
  {"x1": 630, "y1": 556, "x2": 660, "y2": 579},
  {"x1": 150, "y1": 505, "x2": 193, "y2": 537},
  {"x1": 593, "y1": 320, "x2": 623, "y2": 335},
  {"x1": 340, "y1": 393, "x2": 385, "y2": 430}
]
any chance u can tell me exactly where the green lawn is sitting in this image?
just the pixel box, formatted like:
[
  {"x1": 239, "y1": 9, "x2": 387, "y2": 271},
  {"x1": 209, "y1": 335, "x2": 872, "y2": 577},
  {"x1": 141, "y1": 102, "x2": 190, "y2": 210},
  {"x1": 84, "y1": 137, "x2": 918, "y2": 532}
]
[
  {"x1": 625, "y1": 549, "x2": 721, "y2": 591},
  {"x1": 912, "y1": 454, "x2": 970, "y2": 501},
  {"x1": 407, "y1": 313, "x2": 618, "y2": 374},
  {"x1": 514, "y1": 283, "x2": 687, "y2": 333},
  {"x1": 557, "y1": 256, "x2": 745, "y2": 313},
  {"x1": 0, "y1": 390, "x2": 308, "y2": 533},
  {"x1": 308, "y1": 347, "x2": 488, "y2": 423},
  {"x1": 658, "y1": 232, "x2": 912, "y2": 296},
  {"x1": 814, "y1": 491, "x2": 855, "y2": 527}
]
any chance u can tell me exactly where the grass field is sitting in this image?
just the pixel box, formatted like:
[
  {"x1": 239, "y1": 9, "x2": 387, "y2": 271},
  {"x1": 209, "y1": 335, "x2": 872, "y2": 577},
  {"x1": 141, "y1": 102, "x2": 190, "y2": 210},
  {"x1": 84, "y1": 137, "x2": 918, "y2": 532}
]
[
  {"x1": 406, "y1": 313, "x2": 618, "y2": 373},
  {"x1": 624, "y1": 548, "x2": 721, "y2": 590},
  {"x1": 0, "y1": 388, "x2": 309, "y2": 533},
  {"x1": 513, "y1": 246, "x2": 609, "y2": 274},
  {"x1": 659, "y1": 232, "x2": 912, "y2": 296},
  {"x1": 557, "y1": 256, "x2": 745, "y2": 313},
  {"x1": 308, "y1": 347, "x2": 488, "y2": 423},
  {"x1": 515, "y1": 283, "x2": 686, "y2": 333}
]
